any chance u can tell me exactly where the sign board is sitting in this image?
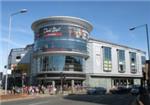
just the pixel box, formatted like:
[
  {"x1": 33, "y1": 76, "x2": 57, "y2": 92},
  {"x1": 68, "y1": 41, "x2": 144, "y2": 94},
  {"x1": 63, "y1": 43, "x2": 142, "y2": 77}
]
[{"x1": 7, "y1": 69, "x2": 12, "y2": 74}]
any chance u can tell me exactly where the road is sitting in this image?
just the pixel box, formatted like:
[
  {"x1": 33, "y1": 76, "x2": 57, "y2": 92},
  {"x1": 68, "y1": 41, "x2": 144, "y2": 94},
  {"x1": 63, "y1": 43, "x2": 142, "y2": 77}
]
[{"x1": 1, "y1": 94, "x2": 136, "y2": 105}]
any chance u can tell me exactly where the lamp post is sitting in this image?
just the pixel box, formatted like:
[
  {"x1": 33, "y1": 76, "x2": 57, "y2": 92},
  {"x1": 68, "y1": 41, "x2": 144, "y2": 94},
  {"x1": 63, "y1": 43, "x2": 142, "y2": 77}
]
[
  {"x1": 60, "y1": 72, "x2": 63, "y2": 94},
  {"x1": 5, "y1": 9, "x2": 28, "y2": 95},
  {"x1": 129, "y1": 24, "x2": 150, "y2": 60},
  {"x1": 129, "y1": 24, "x2": 150, "y2": 88}
]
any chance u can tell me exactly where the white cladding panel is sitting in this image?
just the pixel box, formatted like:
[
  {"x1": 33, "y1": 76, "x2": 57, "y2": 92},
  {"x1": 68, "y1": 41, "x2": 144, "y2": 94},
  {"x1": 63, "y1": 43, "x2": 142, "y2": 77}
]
[{"x1": 86, "y1": 39, "x2": 145, "y2": 78}]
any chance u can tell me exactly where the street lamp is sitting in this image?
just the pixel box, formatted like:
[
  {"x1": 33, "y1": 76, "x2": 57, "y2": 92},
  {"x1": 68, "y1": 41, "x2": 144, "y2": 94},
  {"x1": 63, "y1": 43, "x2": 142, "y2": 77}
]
[
  {"x1": 129, "y1": 24, "x2": 150, "y2": 88},
  {"x1": 5, "y1": 9, "x2": 28, "y2": 95},
  {"x1": 129, "y1": 24, "x2": 150, "y2": 60}
]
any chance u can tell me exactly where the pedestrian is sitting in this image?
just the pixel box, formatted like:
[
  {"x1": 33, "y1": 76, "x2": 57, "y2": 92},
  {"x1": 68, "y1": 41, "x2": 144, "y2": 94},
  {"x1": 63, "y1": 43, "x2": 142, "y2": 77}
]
[
  {"x1": 53, "y1": 86, "x2": 56, "y2": 95},
  {"x1": 136, "y1": 87, "x2": 150, "y2": 105},
  {"x1": 41, "y1": 85, "x2": 45, "y2": 94},
  {"x1": 12, "y1": 86, "x2": 16, "y2": 94}
]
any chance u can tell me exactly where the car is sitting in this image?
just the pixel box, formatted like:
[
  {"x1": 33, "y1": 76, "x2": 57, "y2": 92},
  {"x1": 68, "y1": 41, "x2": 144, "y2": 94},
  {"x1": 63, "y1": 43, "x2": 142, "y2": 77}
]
[
  {"x1": 87, "y1": 87, "x2": 106, "y2": 95},
  {"x1": 130, "y1": 85, "x2": 140, "y2": 95},
  {"x1": 110, "y1": 86, "x2": 131, "y2": 94},
  {"x1": 87, "y1": 87, "x2": 96, "y2": 95}
]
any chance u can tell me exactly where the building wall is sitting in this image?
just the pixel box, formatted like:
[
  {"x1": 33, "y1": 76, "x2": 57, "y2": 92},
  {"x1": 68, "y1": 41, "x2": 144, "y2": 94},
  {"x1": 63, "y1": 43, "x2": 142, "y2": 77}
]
[
  {"x1": 86, "y1": 39, "x2": 145, "y2": 76},
  {"x1": 8, "y1": 46, "x2": 33, "y2": 70},
  {"x1": 85, "y1": 39, "x2": 146, "y2": 89}
]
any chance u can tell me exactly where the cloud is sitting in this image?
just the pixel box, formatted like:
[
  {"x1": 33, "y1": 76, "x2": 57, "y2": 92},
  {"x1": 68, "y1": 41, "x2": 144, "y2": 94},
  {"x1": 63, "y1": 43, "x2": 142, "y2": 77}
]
[{"x1": 0, "y1": 37, "x2": 25, "y2": 47}]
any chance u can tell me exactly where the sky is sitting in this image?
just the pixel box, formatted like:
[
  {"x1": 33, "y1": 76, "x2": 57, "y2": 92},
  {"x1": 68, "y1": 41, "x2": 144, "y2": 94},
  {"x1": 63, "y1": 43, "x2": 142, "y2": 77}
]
[{"x1": 0, "y1": 0, "x2": 150, "y2": 73}]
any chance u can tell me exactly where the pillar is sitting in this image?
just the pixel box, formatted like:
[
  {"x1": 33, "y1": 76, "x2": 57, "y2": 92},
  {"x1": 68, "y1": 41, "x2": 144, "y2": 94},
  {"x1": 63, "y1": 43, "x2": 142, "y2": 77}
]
[
  {"x1": 52, "y1": 81, "x2": 55, "y2": 87},
  {"x1": 71, "y1": 80, "x2": 74, "y2": 93}
]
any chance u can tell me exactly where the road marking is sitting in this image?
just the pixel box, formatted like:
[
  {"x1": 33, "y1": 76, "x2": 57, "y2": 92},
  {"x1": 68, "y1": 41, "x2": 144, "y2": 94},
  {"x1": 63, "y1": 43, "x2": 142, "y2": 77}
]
[{"x1": 28, "y1": 101, "x2": 49, "y2": 105}]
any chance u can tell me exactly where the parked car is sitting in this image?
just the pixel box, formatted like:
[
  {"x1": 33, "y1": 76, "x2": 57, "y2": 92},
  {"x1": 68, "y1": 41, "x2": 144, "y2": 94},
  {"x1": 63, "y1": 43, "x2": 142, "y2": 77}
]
[
  {"x1": 110, "y1": 86, "x2": 131, "y2": 94},
  {"x1": 130, "y1": 85, "x2": 140, "y2": 95},
  {"x1": 87, "y1": 87, "x2": 106, "y2": 95}
]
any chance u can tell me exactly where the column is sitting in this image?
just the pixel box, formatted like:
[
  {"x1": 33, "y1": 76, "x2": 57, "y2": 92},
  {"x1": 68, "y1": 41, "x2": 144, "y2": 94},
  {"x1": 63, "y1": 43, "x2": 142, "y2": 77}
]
[
  {"x1": 82, "y1": 81, "x2": 85, "y2": 92},
  {"x1": 71, "y1": 80, "x2": 74, "y2": 93},
  {"x1": 52, "y1": 81, "x2": 55, "y2": 88},
  {"x1": 52, "y1": 81, "x2": 56, "y2": 94}
]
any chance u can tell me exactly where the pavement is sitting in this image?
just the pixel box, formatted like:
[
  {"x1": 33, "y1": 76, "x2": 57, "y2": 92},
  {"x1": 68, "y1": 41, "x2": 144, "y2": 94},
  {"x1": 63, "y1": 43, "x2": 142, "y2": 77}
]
[
  {"x1": 1, "y1": 94, "x2": 137, "y2": 105},
  {"x1": 0, "y1": 88, "x2": 139, "y2": 105},
  {"x1": 0, "y1": 93, "x2": 53, "y2": 102},
  {"x1": 0, "y1": 89, "x2": 86, "y2": 102}
]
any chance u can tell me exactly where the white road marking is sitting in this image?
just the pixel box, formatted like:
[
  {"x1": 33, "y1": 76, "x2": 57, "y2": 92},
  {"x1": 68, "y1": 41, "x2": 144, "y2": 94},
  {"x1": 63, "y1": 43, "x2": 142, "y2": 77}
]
[{"x1": 28, "y1": 101, "x2": 49, "y2": 105}]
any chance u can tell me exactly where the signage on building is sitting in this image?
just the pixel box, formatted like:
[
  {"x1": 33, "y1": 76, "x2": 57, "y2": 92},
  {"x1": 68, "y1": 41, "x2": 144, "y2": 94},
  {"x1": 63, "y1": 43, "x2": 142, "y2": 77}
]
[
  {"x1": 43, "y1": 26, "x2": 62, "y2": 37},
  {"x1": 7, "y1": 69, "x2": 12, "y2": 74},
  {"x1": 36, "y1": 25, "x2": 89, "y2": 40}
]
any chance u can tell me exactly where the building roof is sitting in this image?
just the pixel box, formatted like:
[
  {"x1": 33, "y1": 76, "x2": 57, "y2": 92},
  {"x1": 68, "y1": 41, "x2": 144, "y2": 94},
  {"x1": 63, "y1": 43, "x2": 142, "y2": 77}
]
[
  {"x1": 31, "y1": 16, "x2": 93, "y2": 32},
  {"x1": 89, "y1": 37, "x2": 146, "y2": 54}
]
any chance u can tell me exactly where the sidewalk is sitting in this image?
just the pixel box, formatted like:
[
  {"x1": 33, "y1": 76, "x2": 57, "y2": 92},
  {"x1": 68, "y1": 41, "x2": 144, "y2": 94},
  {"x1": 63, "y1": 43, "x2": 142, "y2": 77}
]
[
  {"x1": 1, "y1": 93, "x2": 52, "y2": 102},
  {"x1": 0, "y1": 89, "x2": 87, "y2": 102}
]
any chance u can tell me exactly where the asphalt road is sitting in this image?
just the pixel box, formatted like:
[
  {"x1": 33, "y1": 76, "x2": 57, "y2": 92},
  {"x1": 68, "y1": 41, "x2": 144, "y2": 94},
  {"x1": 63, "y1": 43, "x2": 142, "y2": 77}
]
[{"x1": 1, "y1": 94, "x2": 136, "y2": 105}]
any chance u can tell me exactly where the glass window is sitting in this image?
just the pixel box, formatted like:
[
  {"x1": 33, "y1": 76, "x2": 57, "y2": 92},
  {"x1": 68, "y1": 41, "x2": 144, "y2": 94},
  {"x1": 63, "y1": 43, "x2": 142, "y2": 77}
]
[
  {"x1": 141, "y1": 56, "x2": 146, "y2": 65},
  {"x1": 130, "y1": 52, "x2": 137, "y2": 73},
  {"x1": 117, "y1": 50, "x2": 125, "y2": 73},
  {"x1": 34, "y1": 38, "x2": 87, "y2": 53},
  {"x1": 103, "y1": 47, "x2": 112, "y2": 72},
  {"x1": 141, "y1": 56, "x2": 146, "y2": 72},
  {"x1": 36, "y1": 55, "x2": 84, "y2": 72},
  {"x1": 16, "y1": 56, "x2": 21, "y2": 59}
]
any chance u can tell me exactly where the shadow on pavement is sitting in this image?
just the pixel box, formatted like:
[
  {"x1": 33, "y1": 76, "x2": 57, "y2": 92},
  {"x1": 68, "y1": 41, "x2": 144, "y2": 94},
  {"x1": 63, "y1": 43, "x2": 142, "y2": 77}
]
[{"x1": 64, "y1": 94, "x2": 136, "y2": 105}]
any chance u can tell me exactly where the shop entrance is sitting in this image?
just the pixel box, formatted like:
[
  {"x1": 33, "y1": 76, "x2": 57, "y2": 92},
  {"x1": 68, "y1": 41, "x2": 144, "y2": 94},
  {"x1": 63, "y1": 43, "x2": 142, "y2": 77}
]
[{"x1": 112, "y1": 78, "x2": 134, "y2": 87}]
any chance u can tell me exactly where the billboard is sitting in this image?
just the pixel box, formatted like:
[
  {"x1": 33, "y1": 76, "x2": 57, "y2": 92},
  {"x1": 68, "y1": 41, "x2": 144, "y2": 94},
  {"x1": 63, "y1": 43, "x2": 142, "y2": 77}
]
[{"x1": 35, "y1": 25, "x2": 89, "y2": 41}]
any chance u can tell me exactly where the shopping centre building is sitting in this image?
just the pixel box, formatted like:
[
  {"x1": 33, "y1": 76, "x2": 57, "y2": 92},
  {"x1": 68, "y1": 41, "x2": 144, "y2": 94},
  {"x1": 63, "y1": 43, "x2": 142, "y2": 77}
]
[{"x1": 8, "y1": 16, "x2": 146, "y2": 90}]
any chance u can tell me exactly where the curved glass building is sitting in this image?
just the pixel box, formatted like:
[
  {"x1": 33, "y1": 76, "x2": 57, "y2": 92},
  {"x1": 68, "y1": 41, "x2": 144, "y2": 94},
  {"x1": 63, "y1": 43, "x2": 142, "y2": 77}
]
[{"x1": 31, "y1": 16, "x2": 93, "y2": 86}]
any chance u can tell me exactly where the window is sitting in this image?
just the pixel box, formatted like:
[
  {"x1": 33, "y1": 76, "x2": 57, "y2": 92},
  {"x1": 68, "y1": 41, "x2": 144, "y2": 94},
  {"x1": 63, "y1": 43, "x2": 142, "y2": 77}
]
[
  {"x1": 103, "y1": 47, "x2": 112, "y2": 72},
  {"x1": 16, "y1": 56, "x2": 21, "y2": 62},
  {"x1": 117, "y1": 50, "x2": 125, "y2": 73},
  {"x1": 141, "y1": 56, "x2": 146, "y2": 72},
  {"x1": 16, "y1": 56, "x2": 21, "y2": 59},
  {"x1": 141, "y1": 56, "x2": 146, "y2": 65},
  {"x1": 36, "y1": 55, "x2": 84, "y2": 72},
  {"x1": 129, "y1": 52, "x2": 137, "y2": 73},
  {"x1": 35, "y1": 38, "x2": 87, "y2": 53}
]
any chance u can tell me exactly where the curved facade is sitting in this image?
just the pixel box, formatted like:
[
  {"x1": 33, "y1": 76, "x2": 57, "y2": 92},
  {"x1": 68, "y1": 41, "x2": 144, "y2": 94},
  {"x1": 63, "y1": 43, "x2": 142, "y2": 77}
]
[{"x1": 31, "y1": 16, "x2": 93, "y2": 85}]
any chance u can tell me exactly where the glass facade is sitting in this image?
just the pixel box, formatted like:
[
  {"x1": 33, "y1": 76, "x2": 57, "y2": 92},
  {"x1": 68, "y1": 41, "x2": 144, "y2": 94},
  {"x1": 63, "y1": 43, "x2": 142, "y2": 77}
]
[
  {"x1": 34, "y1": 25, "x2": 89, "y2": 54},
  {"x1": 103, "y1": 47, "x2": 112, "y2": 72},
  {"x1": 117, "y1": 50, "x2": 125, "y2": 73},
  {"x1": 35, "y1": 55, "x2": 85, "y2": 72},
  {"x1": 130, "y1": 52, "x2": 137, "y2": 73},
  {"x1": 32, "y1": 21, "x2": 91, "y2": 73}
]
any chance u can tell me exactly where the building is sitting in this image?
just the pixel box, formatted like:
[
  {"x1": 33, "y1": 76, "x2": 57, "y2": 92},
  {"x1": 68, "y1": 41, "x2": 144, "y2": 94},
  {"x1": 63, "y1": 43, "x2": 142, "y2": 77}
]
[
  {"x1": 0, "y1": 72, "x2": 3, "y2": 87},
  {"x1": 86, "y1": 38, "x2": 146, "y2": 90},
  {"x1": 8, "y1": 44, "x2": 33, "y2": 86},
  {"x1": 31, "y1": 16, "x2": 93, "y2": 87},
  {"x1": 8, "y1": 16, "x2": 146, "y2": 90},
  {"x1": 145, "y1": 60, "x2": 150, "y2": 91}
]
